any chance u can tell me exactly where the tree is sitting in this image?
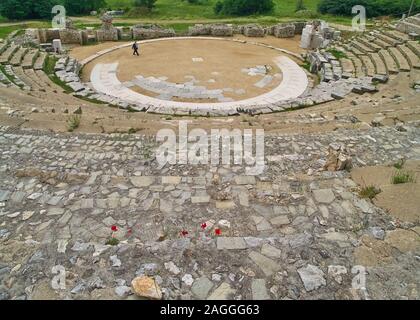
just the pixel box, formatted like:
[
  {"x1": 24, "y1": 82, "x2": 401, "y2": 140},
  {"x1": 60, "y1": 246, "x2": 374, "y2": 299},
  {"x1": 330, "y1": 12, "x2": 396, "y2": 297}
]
[
  {"x1": 215, "y1": 0, "x2": 274, "y2": 16},
  {"x1": 318, "y1": 0, "x2": 418, "y2": 17},
  {"x1": 64, "y1": 0, "x2": 106, "y2": 16},
  {"x1": 134, "y1": 0, "x2": 157, "y2": 11},
  {"x1": 0, "y1": 0, "x2": 59, "y2": 20}
]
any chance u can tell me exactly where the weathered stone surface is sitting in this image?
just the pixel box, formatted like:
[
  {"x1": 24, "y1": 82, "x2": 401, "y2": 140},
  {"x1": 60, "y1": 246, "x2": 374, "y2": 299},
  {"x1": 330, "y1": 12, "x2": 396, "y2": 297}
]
[
  {"x1": 251, "y1": 279, "x2": 270, "y2": 300},
  {"x1": 131, "y1": 276, "x2": 162, "y2": 300},
  {"x1": 297, "y1": 264, "x2": 326, "y2": 292},
  {"x1": 130, "y1": 176, "x2": 155, "y2": 187},
  {"x1": 312, "y1": 189, "x2": 335, "y2": 204},
  {"x1": 249, "y1": 251, "x2": 281, "y2": 276},
  {"x1": 207, "y1": 282, "x2": 236, "y2": 300},
  {"x1": 191, "y1": 277, "x2": 214, "y2": 299},
  {"x1": 217, "y1": 237, "x2": 247, "y2": 250}
]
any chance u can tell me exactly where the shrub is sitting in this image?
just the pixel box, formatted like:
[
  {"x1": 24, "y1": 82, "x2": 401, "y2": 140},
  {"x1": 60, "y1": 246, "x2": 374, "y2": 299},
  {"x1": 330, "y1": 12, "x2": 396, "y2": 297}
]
[
  {"x1": 133, "y1": 0, "x2": 157, "y2": 11},
  {"x1": 64, "y1": 0, "x2": 106, "y2": 16},
  {"x1": 67, "y1": 115, "x2": 81, "y2": 132},
  {"x1": 215, "y1": 0, "x2": 274, "y2": 16},
  {"x1": 392, "y1": 170, "x2": 416, "y2": 184},
  {"x1": 0, "y1": 0, "x2": 59, "y2": 20},
  {"x1": 393, "y1": 159, "x2": 405, "y2": 169},
  {"x1": 359, "y1": 185, "x2": 381, "y2": 199},
  {"x1": 318, "y1": 0, "x2": 418, "y2": 18}
]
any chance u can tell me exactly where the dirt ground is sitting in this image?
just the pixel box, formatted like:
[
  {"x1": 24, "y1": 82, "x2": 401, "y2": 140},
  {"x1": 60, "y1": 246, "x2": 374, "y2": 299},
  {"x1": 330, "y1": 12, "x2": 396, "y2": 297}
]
[
  {"x1": 351, "y1": 160, "x2": 420, "y2": 223},
  {"x1": 74, "y1": 38, "x2": 302, "y2": 101}
]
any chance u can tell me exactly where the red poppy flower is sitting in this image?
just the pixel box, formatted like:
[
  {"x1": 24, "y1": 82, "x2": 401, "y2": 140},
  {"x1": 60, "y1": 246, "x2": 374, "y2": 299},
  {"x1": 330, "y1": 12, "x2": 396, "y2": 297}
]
[
  {"x1": 180, "y1": 230, "x2": 189, "y2": 237},
  {"x1": 127, "y1": 228, "x2": 132, "y2": 234},
  {"x1": 215, "y1": 228, "x2": 221, "y2": 236},
  {"x1": 201, "y1": 223, "x2": 207, "y2": 230},
  {"x1": 111, "y1": 225, "x2": 118, "y2": 232}
]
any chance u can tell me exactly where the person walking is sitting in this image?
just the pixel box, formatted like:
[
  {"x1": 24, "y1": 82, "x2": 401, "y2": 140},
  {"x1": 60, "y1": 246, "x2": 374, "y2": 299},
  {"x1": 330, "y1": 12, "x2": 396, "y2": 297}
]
[{"x1": 132, "y1": 41, "x2": 139, "y2": 56}]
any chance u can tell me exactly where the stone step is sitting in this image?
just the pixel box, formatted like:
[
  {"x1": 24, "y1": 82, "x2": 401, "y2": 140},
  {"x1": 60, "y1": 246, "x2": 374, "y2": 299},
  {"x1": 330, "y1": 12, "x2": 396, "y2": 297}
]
[
  {"x1": 346, "y1": 51, "x2": 366, "y2": 77},
  {"x1": 405, "y1": 16, "x2": 420, "y2": 26},
  {"x1": 22, "y1": 49, "x2": 39, "y2": 69},
  {"x1": 0, "y1": 43, "x2": 19, "y2": 64},
  {"x1": 339, "y1": 57, "x2": 355, "y2": 76},
  {"x1": 375, "y1": 31, "x2": 402, "y2": 46},
  {"x1": 396, "y1": 21, "x2": 420, "y2": 35},
  {"x1": 0, "y1": 67, "x2": 12, "y2": 85},
  {"x1": 382, "y1": 29, "x2": 411, "y2": 42},
  {"x1": 350, "y1": 39, "x2": 374, "y2": 53},
  {"x1": 358, "y1": 37, "x2": 382, "y2": 52},
  {"x1": 407, "y1": 40, "x2": 420, "y2": 56},
  {"x1": 34, "y1": 52, "x2": 47, "y2": 70},
  {"x1": 366, "y1": 35, "x2": 392, "y2": 49},
  {"x1": 378, "y1": 49, "x2": 399, "y2": 74},
  {"x1": 3, "y1": 65, "x2": 29, "y2": 90},
  {"x1": 388, "y1": 47, "x2": 411, "y2": 71},
  {"x1": 359, "y1": 55, "x2": 376, "y2": 77},
  {"x1": 397, "y1": 44, "x2": 420, "y2": 69},
  {"x1": 0, "y1": 42, "x2": 9, "y2": 55},
  {"x1": 23, "y1": 68, "x2": 43, "y2": 90},
  {"x1": 368, "y1": 52, "x2": 387, "y2": 75},
  {"x1": 10, "y1": 47, "x2": 28, "y2": 66},
  {"x1": 346, "y1": 43, "x2": 365, "y2": 56},
  {"x1": 12, "y1": 66, "x2": 33, "y2": 90},
  {"x1": 35, "y1": 69, "x2": 66, "y2": 93}
]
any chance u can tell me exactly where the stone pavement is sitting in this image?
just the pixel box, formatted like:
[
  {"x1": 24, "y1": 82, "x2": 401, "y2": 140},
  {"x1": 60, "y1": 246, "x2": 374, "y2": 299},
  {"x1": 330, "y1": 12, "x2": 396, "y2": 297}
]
[
  {"x1": 0, "y1": 124, "x2": 419, "y2": 300},
  {"x1": 89, "y1": 54, "x2": 309, "y2": 114}
]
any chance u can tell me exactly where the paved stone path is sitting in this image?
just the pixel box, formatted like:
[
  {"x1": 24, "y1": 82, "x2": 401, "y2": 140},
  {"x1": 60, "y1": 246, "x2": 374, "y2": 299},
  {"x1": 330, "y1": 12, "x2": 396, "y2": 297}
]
[{"x1": 0, "y1": 124, "x2": 419, "y2": 300}]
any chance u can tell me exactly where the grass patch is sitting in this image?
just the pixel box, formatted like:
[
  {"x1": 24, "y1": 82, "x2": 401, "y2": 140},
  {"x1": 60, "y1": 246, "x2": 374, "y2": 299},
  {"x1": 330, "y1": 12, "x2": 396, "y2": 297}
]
[
  {"x1": 0, "y1": 21, "x2": 50, "y2": 39},
  {"x1": 327, "y1": 48, "x2": 348, "y2": 59},
  {"x1": 43, "y1": 55, "x2": 74, "y2": 93},
  {"x1": 105, "y1": 237, "x2": 120, "y2": 246},
  {"x1": 0, "y1": 64, "x2": 18, "y2": 86},
  {"x1": 67, "y1": 115, "x2": 81, "y2": 132},
  {"x1": 392, "y1": 170, "x2": 416, "y2": 184},
  {"x1": 359, "y1": 185, "x2": 381, "y2": 200},
  {"x1": 393, "y1": 159, "x2": 405, "y2": 170}
]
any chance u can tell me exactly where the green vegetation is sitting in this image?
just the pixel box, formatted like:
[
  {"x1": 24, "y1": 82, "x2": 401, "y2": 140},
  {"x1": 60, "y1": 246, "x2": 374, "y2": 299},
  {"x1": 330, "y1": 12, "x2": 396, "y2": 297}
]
[
  {"x1": 67, "y1": 115, "x2": 81, "y2": 132},
  {"x1": 105, "y1": 237, "x2": 120, "y2": 246},
  {"x1": 0, "y1": 22, "x2": 50, "y2": 39},
  {"x1": 327, "y1": 48, "x2": 348, "y2": 59},
  {"x1": 393, "y1": 159, "x2": 405, "y2": 170},
  {"x1": 0, "y1": 65, "x2": 18, "y2": 86},
  {"x1": 318, "y1": 0, "x2": 418, "y2": 18},
  {"x1": 0, "y1": 0, "x2": 60, "y2": 20},
  {"x1": 214, "y1": 0, "x2": 275, "y2": 16},
  {"x1": 64, "y1": 0, "x2": 106, "y2": 16},
  {"x1": 392, "y1": 170, "x2": 416, "y2": 184},
  {"x1": 105, "y1": 0, "x2": 321, "y2": 19},
  {"x1": 359, "y1": 185, "x2": 381, "y2": 199},
  {"x1": 43, "y1": 55, "x2": 74, "y2": 93}
]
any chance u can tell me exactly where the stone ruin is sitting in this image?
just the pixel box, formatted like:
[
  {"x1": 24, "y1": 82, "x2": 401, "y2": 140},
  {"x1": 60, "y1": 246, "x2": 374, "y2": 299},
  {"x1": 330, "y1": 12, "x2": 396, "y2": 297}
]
[
  {"x1": 188, "y1": 24, "x2": 212, "y2": 36},
  {"x1": 96, "y1": 13, "x2": 118, "y2": 42},
  {"x1": 301, "y1": 20, "x2": 341, "y2": 50},
  {"x1": 188, "y1": 24, "x2": 233, "y2": 37},
  {"x1": 243, "y1": 24, "x2": 265, "y2": 37},
  {"x1": 132, "y1": 24, "x2": 176, "y2": 40},
  {"x1": 58, "y1": 18, "x2": 82, "y2": 45},
  {"x1": 272, "y1": 23, "x2": 296, "y2": 38},
  {"x1": 209, "y1": 24, "x2": 234, "y2": 37}
]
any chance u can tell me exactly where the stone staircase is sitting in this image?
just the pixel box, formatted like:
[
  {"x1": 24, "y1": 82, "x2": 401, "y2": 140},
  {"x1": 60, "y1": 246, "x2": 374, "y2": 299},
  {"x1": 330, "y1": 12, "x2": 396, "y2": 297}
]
[
  {"x1": 322, "y1": 23, "x2": 419, "y2": 80},
  {"x1": 0, "y1": 37, "x2": 63, "y2": 94}
]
